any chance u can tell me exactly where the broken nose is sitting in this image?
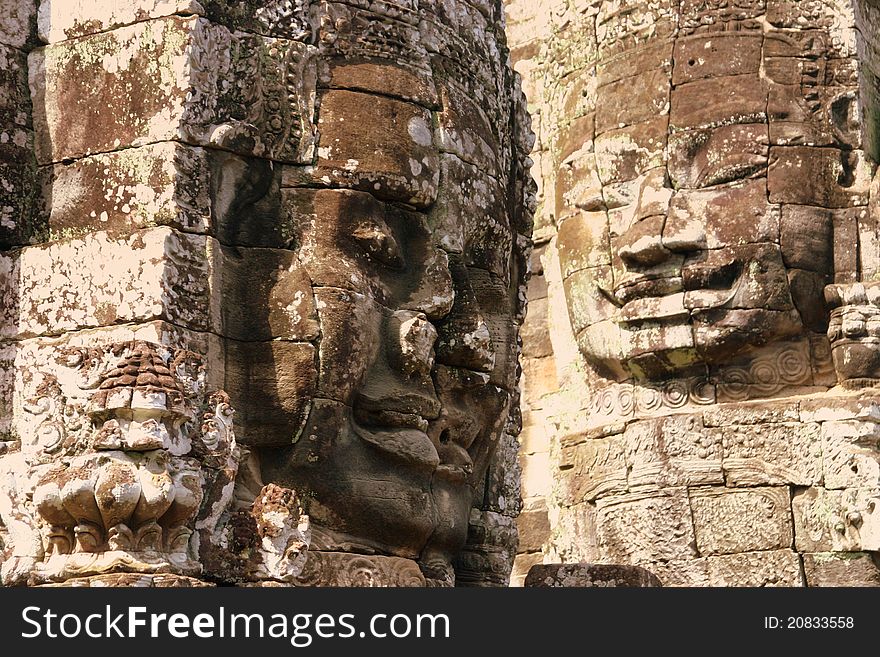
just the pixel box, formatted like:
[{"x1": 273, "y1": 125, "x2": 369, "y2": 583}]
[{"x1": 392, "y1": 310, "x2": 438, "y2": 375}]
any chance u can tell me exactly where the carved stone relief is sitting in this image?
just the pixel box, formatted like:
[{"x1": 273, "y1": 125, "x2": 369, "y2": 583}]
[
  {"x1": 0, "y1": 341, "x2": 310, "y2": 586},
  {"x1": 0, "y1": 0, "x2": 532, "y2": 587},
  {"x1": 506, "y1": 0, "x2": 880, "y2": 586}
]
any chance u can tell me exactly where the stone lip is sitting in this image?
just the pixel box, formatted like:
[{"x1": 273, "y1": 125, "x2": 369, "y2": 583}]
[{"x1": 524, "y1": 563, "x2": 663, "y2": 588}]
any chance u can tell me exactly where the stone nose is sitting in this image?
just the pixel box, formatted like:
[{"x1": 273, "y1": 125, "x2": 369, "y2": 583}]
[
  {"x1": 388, "y1": 310, "x2": 438, "y2": 376},
  {"x1": 618, "y1": 216, "x2": 671, "y2": 268}
]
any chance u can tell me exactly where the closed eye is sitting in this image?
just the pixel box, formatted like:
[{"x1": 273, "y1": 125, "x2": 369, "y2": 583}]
[{"x1": 352, "y1": 223, "x2": 405, "y2": 269}]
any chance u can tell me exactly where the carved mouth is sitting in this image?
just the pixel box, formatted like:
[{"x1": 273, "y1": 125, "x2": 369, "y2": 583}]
[
  {"x1": 351, "y1": 422, "x2": 440, "y2": 471},
  {"x1": 351, "y1": 402, "x2": 477, "y2": 481},
  {"x1": 435, "y1": 443, "x2": 474, "y2": 482},
  {"x1": 352, "y1": 401, "x2": 439, "y2": 471},
  {"x1": 354, "y1": 406, "x2": 429, "y2": 432},
  {"x1": 613, "y1": 276, "x2": 682, "y2": 306},
  {"x1": 608, "y1": 262, "x2": 742, "y2": 324}
]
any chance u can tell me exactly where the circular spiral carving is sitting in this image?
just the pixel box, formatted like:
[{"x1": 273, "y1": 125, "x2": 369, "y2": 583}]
[
  {"x1": 719, "y1": 367, "x2": 750, "y2": 401},
  {"x1": 750, "y1": 358, "x2": 780, "y2": 395},
  {"x1": 661, "y1": 380, "x2": 689, "y2": 409},
  {"x1": 397, "y1": 561, "x2": 429, "y2": 587},
  {"x1": 617, "y1": 385, "x2": 635, "y2": 416},
  {"x1": 811, "y1": 335, "x2": 831, "y2": 358},
  {"x1": 598, "y1": 388, "x2": 616, "y2": 414},
  {"x1": 689, "y1": 378, "x2": 715, "y2": 405},
  {"x1": 777, "y1": 346, "x2": 810, "y2": 384},
  {"x1": 344, "y1": 556, "x2": 382, "y2": 587},
  {"x1": 637, "y1": 386, "x2": 662, "y2": 412}
]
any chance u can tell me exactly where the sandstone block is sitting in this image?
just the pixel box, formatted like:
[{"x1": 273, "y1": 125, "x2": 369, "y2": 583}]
[
  {"x1": 672, "y1": 33, "x2": 762, "y2": 85},
  {"x1": 1, "y1": 227, "x2": 211, "y2": 338},
  {"x1": 800, "y1": 396, "x2": 880, "y2": 423},
  {"x1": 548, "y1": 500, "x2": 599, "y2": 564},
  {"x1": 625, "y1": 414, "x2": 724, "y2": 490},
  {"x1": 306, "y1": 89, "x2": 439, "y2": 208},
  {"x1": 30, "y1": 16, "x2": 318, "y2": 165},
  {"x1": 779, "y1": 205, "x2": 833, "y2": 273},
  {"x1": 690, "y1": 486, "x2": 793, "y2": 556},
  {"x1": 668, "y1": 123, "x2": 768, "y2": 189},
  {"x1": 597, "y1": 1, "x2": 676, "y2": 60},
  {"x1": 516, "y1": 503, "x2": 550, "y2": 553},
  {"x1": 43, "y1": 142, "x2": 212, "y2": 237},
  {"x1": 596, "y1": 39, "x2": 673, "y2": 87},
  {"x1": 509, "y1": 552, "x2": 544, "y2": 588},
  {"x1": 563, "y1": 266, "x2": 614, "y2": 335},
  {"x1": 768, "y1": 147, "x2": 868, "y2": 208},
  {"x1": 702, "y1": 400, "x2": 800, "y2": 427},
  {"x1": 833, "y1": 206, "x2": 861, "y2": 283},
  {"x1": 802, "y1": 552, "x2": 880, "y2": 587},
  {"x1": 706, "y1": 549, "x2": 803, "y2": 587},
  {"x1": 861, "y1": 172, "x2": 880, "y2": 279},
  {"x1": 556, "y1": 435, "x2": 627, "y2": 505},
  {"x1": 594, "y1": 117, "x2": 666, "y2": 185},
  {"x1": 520, "y1": 297, "x2": 552, "y2": 359},
  {"x1": 224, "y1": 339, "x2": 316, "y2": 447},
  {"x1": 320, "y1": 60, "x2": 439, "y2": 110},
  {"x1": 0, "y1": 0, "x2": 35, "y2": 49},
  {"x1": 767, "y1": 83, "x2": 841, "y2": 147},
  {"x1": 434, "y1": 78, "x2": 502, "y2": 180},
  {"x1": 821, "y1": 420, "x2": 880, "y2": 489},
  {"x1": 0, "y1": 42, "x2": 32, "y2": 140},
  {"x1": 595, "y1": 67, "x2": 670, "y2": 134},
  {"x1": 428, "y1": 154, "x2": 509, "y2": 267},
  {"x1": 214, "y1": 244, "x2": 319, "y2": 343},
  {"x1": 640, "y1": 558, "x2": 711, "y2": 587},
  {"x1": 519, "y1": 445, "x2": 552, "y2": 500},
  {"x1": 518, "y1": 414, "x2": 551, "y2": 454},
  {"x1": 718, "y1": 421, "x2": 823, "y2": 486},
  {"x1": 557, "y1": 212, "x2": 611, "y2": 276},
  {"x1": 37, "y1": 0, "x2": 204, "y2": 43},
  {"x1": 793, "y1": 486, "x2": 880, "y2": 553},
  {"x1": 670, "y1": 74, "x2": 767, "y2": 130},
  {"x1": 595, "y1": 488, "x2": 698, "y2": 563},
  {"x1": 555, "y1": 112, "x2": 594, "y2": 168},
  {"x1": 0, "y1": 161, "x2": 38, "y2": 247},
  {"x1": 666, "y1": 179, "x2": 779, "y2": 250},
  {"x1": 525, "y1": 563, "x2": 662, "y2": 587}
]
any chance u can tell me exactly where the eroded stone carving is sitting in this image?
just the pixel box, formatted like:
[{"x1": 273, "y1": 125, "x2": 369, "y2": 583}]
[
  {"x1": 0, "y1": 341, "x2": 310, "y2": 586},
  {"x1": 507, "y1": 0, "x2": 880, "y2": 585},
  {"x1": 0, "y1": 0, "x2": 531, "y2": 587}
]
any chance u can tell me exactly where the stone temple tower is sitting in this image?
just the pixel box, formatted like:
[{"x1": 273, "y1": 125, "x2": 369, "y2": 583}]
[{"x1": 0, "y1": 0, "x2": 534, "y2": 587}]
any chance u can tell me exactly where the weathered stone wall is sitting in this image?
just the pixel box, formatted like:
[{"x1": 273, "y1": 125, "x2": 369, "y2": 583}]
[
  {"x1": 0, "y1": 0, "x2": 532, "y2": 587},
  {"x1": 507, "y1": 0, "x2": 880, "y2": 586},
  {"x1": 505, "y1": 0, "x2": 595, "y2": 586},
  {"x1": 0, "y1": 1, "x2": 38, "y2": 251}
]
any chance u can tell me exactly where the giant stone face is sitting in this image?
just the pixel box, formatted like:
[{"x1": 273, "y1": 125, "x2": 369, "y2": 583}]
[
  {"x1": 256, "y1": 80, "x2": 526, "y2": 580},
  {"x1": 0, "y1": 0, "x2": 531, "y2": 587},
  {"x1": 557, "y1": 0, "x2": 866, "y2": 384}
]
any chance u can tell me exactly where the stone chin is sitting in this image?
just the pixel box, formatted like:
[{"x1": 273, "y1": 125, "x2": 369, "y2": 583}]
[
  {"x1": 580, "y1": 305, "x2": 805, "y2": 382},
  {"x1": 262, "y1": 403, "x2": 475, "y2": 565},
  {"x1": 577, "y1": 239, "x2": 811, "y2": 381}
]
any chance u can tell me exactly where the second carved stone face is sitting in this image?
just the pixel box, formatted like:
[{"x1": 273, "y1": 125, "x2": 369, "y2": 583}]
[{"x1": 557, "y1": 6, "x2": 866, "y2": 383}]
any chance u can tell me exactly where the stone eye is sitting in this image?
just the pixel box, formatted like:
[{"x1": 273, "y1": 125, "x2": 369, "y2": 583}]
[{"x1": 352, "y1": 223, "x2": 404, "y2": 269}]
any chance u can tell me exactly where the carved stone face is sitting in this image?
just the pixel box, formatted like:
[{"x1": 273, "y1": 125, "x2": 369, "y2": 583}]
[
  {"x1": 261, "y1": 87, "x2": 520, "y2": 573},
  {"x1": 558, "y1": 1, "x2": 865, "y2": 383}
]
